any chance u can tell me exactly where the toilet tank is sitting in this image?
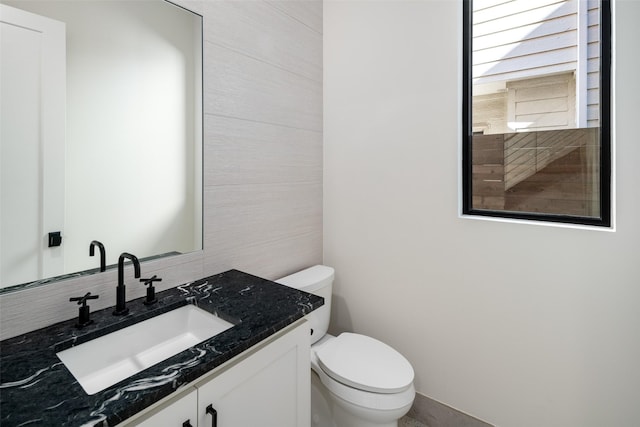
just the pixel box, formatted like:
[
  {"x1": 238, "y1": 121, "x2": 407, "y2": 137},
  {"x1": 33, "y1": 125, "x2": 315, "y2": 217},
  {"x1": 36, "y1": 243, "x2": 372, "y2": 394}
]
[{"x1": 276, "y1": 265, "x2": 334, "y2": 344}]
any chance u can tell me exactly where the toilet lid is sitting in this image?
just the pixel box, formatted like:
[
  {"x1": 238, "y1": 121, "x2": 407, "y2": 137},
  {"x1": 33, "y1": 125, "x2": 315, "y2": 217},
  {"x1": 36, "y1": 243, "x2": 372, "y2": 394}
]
[{"x1": 315, "y1": 333, "x2": 414, "y2": 394}]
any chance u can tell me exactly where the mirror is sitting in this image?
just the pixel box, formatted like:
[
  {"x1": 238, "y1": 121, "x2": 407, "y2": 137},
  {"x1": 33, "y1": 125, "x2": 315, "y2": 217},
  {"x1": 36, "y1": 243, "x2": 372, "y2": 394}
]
[
  {"x1": 462, "y1": 0, "x2": 611, "y2": 226},
  {"x1": 0, "y1": 0, "x2": 203, "y2": 291}
]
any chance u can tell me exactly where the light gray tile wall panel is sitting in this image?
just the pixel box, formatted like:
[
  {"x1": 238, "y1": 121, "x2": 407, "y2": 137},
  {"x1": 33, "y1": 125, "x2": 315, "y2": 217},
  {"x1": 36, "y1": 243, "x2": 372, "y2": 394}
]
[
  {"x1": 201, "y1": 0, "x2": 323, "y2": 288},
  {"x1": 203, "y1": 230, "x2": 322, "y2": 280},
  {"x1": 170, "y1": 0, "x2": 204, "y2": 15},
  {"x1": 0, "y1": 0, "x2": 322, "y2": 340},
  {"x1": 204, "y1": 1, "x2": 322, "y2": 82},
  {"x1": 265, "y1": 1, "x2": 323, "y2": 34},
  {"x1": 205, "y1": 115, "x2": 322, "y2": 186},
  {"x1": 204, "y1": 182, "x2": 322, "y2": 252},
  {"x1": 204, "y1": 42, "x2": 322, "y2": 131}
]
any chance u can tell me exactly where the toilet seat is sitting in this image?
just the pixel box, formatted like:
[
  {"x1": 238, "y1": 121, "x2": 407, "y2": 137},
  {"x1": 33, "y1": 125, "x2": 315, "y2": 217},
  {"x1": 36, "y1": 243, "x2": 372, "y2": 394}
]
[
  {"x1": 311, "y1": 334, "x2": 415, "y2": 411},
  {"x1": 313, "y1": 363, "x2": 416, "y2": 411},
  {"x1": 315, "y1": 333, "x2": 414, "y2": 393}
]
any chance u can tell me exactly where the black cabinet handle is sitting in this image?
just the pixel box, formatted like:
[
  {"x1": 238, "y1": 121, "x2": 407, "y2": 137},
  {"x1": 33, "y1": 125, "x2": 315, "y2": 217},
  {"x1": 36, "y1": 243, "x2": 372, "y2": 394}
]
[
  {"x1": 182, "y1": 420, "x2": 193, "y2": 427},
  {"x1": 206, "y1": 404, "x2": 217, "y2": 427}
]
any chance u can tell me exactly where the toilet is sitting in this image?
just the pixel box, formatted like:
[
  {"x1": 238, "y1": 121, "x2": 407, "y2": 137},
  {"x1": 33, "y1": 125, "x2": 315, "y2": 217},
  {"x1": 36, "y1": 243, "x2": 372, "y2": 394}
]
[{"x1": 276, "y1": 265, "x2": 415, "y2": 427}]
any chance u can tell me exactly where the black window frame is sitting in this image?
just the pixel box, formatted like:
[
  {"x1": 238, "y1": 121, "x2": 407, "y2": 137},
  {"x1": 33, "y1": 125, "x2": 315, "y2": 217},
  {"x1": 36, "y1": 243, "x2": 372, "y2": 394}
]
[{"x1": 462, "y1": 0, "x2": 612, "y2": 227}]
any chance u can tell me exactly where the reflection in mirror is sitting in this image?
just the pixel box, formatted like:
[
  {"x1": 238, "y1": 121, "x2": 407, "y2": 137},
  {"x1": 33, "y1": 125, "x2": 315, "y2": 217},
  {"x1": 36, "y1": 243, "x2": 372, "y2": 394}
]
[
  {"x1": 0, "y1": 0, "x2": 203, "y2": 291},
  {"x1": 463, "y1": 0, "x2": 611, "y2": 226}
]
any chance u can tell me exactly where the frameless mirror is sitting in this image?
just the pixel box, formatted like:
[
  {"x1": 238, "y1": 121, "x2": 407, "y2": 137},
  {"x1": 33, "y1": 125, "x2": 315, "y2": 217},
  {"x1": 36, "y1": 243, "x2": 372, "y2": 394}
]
[
  {"x1": 462, "y1": 0, "x2": 611, "y2": 226},
  {"x1": 0, "y1": 0, "x2": 203, "y2": 291}
]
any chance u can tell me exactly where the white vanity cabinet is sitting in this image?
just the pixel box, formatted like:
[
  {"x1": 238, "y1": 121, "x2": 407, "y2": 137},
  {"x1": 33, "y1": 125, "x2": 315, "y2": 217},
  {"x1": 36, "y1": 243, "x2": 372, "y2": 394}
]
[{"x1": 125, "y1": 320, "x2": 310, "y2": 427}]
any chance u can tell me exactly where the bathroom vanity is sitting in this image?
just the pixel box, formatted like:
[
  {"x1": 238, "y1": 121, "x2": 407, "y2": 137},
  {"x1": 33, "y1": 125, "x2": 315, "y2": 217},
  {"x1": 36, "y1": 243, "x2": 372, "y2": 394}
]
[
  {"x1": 0, "y1": 270, "x2": 323, "y2": 426},
  {"x1": 129, "y1": 320, "x2": 309, "y2": 426}
]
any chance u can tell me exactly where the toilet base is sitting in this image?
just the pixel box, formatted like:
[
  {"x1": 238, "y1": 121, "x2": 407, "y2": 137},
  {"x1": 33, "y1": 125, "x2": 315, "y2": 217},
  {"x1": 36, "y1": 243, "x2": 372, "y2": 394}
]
[
  {"x1": 311, "y1": 371, "x2": 412, "y2": 427},
  {"x1": 312, "y1": 370, "x2": 337, "y2": 427}
]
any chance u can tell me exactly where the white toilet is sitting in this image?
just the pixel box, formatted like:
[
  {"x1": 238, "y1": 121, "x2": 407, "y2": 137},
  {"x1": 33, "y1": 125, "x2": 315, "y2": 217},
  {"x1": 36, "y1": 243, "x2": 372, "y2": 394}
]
[{"x1": 277, "y1": 265, "x2": 415, "y2": 427}]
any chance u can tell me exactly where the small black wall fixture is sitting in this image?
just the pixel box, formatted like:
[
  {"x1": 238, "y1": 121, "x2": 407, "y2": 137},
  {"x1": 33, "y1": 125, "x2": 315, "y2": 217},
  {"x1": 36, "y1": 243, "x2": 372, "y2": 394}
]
[{"x1": 48, "y1": 231, "x2": 62, "y2": 247}]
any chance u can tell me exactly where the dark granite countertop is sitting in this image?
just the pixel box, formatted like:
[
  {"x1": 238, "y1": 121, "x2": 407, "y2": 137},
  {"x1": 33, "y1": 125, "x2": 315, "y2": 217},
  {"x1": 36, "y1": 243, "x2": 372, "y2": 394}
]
[{"x1": 0, "y1": 270, "x2": 323, "y2": 426}]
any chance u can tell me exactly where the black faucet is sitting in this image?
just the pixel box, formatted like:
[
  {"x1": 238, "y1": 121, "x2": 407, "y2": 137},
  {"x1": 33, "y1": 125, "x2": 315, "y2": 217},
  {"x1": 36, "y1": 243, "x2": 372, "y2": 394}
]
[
  {"x1": 113, "y1": 252, "x2": 140, "y2": 316},
  {"x1": 89, "y1": 240, "x2": 106, "y2": 272}
]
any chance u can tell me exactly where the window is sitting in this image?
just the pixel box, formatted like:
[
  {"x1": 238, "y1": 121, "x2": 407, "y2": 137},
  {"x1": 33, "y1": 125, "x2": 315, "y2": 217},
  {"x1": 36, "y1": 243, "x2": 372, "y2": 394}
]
[{"x1": 462, "y1": 0, "x2": 611, "y2": 227}]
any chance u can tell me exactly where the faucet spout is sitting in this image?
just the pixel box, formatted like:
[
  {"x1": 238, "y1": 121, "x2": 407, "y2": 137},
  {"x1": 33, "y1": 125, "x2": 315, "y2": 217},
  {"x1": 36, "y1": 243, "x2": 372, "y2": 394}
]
[
  {"x1": 89, "y1": 240, "x2": 106, "y2": 272},
  {"x1": 113, "y1": 252, "x2": 141, "y2": 316}
]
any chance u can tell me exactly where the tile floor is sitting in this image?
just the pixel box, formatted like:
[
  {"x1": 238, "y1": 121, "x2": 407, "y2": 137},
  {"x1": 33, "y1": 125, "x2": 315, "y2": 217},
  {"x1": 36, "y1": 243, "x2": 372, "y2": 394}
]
[{"x1": 399, "y1": 415, "x2": 429, "y2": 427}]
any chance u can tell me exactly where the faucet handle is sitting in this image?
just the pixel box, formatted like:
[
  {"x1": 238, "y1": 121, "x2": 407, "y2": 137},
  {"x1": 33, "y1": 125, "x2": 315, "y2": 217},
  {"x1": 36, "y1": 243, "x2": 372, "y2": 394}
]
[
  {"x1": 140, "y1": 276, "x2": 161, "y2": 305},
  {"x1": 140, "y1": 275, "x2": 162, "y2": 286},
  {"x1": 69, "y1": 292, "x2": 99, "y2": 328},
  {"x1": 70, "y1": 292, "x2": 99, "y2": 306}
]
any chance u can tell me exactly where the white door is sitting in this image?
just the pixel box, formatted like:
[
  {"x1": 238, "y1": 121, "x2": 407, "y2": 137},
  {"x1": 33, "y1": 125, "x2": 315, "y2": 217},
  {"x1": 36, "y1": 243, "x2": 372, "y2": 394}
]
[{"x1": 0, "y1": 4, "x2": 66, "y2": 287}]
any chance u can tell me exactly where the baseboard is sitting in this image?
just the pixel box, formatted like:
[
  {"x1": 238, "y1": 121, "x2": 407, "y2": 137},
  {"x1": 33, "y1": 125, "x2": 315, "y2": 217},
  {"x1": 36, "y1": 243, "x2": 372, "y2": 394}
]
[{"x1": 408, "y1": 392, "x2": 494, "y2": 427}]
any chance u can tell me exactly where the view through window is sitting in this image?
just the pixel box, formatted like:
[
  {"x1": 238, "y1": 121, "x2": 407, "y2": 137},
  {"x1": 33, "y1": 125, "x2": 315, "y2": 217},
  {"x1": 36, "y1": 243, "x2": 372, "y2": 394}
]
[{"x1": 463, "y1": 0, "x2": 611, "y2": 226}]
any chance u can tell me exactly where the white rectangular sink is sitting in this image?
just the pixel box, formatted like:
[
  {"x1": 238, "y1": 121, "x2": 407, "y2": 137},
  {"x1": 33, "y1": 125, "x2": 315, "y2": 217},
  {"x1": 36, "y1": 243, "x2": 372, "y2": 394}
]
[{"x1": 57, "y1": 305, "x2": 234, "y2": 395}]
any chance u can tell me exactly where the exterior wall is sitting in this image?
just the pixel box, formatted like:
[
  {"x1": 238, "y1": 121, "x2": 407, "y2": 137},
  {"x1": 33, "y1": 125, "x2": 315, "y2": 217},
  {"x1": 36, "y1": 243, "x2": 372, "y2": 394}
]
[
  {"x1": 473, "y1": 0, "x2": 581, "y2": 83},
  {"x1": 586, "y1": 0, "x2": 601, "y2": 127},
  {"x1": 473, "y1": 0, "x2": 601, "y2": 130},
  {"x1": 474, "y1": 73, "x2": 578, "y2": 134},
  {"x1": 507, "y1": 73, "x2": 576, "y2": 131},
  {"x1": 324, "y1": 2, "x2": 640, "y2": 427},
  {"x1": 0, "y1": 0, "x2": 323, "y2": 340},
  {"x1": 471, "y1": 91, "x2": 508, "y2": 134}
]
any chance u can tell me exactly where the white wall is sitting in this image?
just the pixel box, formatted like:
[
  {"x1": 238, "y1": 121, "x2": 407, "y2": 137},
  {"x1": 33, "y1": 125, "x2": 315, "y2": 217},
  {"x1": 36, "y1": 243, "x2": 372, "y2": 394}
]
[{"x1": 324, "y1": 1, "x2": 640, "y2": 426}]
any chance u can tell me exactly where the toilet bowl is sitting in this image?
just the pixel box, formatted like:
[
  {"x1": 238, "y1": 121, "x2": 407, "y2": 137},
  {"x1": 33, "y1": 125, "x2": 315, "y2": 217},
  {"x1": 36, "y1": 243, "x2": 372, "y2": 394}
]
[{"x1": 277, "y1": 265, "x2": 415, "y2": 427}]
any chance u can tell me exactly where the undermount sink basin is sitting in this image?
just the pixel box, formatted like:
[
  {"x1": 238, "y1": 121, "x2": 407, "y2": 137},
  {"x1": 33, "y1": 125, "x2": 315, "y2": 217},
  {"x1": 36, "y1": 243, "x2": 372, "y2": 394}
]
[{"x1": 56, "y1": 304, "x2": 234, "y2": 395}]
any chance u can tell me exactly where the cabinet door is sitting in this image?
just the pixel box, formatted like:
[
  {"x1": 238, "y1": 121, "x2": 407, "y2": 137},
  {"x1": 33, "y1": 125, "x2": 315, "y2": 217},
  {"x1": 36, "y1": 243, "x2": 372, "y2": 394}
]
[
  {"x1": 135, "y1": 387, "x2": 198, "y2": 427},
  {"x1": 197, "y1": 322, "x2": 310, "y2": 427}
]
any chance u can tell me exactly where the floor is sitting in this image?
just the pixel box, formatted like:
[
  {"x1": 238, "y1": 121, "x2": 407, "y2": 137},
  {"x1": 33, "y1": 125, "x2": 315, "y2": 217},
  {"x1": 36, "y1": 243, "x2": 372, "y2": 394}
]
[{"x1": 399, "y1": 415, "x2": 429, "y2": 427}]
